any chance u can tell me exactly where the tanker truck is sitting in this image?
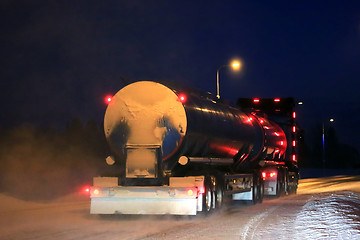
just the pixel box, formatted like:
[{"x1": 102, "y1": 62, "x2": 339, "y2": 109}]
[{"x1": 89, "y1": 81, "x2": 299, "y2": 215}]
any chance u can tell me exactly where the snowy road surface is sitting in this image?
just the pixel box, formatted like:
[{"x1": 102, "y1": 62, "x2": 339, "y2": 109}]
[{"x1": 1, "y1": 175, "x2": 360, "y2": 240}]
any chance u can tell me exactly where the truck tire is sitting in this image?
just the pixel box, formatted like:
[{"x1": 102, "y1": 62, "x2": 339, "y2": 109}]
[
  {"x1": 252, "y1": 174, "x2": 264, "y2": 204},
  {"x1": 214, "y1": 176, "x2": 224, "y2": 209},
  {"x1": 258, "y1": 177, "x2": 264, "y2": 203},
  {"x1": 202, "y1": 177, "x2": 214, "y2": 213},
  {"x1": 288, "y1": 185, "x2": 297, "y2": 195},
  {"x1": 276, "y1": 170, "x2": 285, "y2": 197},
  {"x1": 252, "y1": 175, "x2": 259, "y2": 204}
]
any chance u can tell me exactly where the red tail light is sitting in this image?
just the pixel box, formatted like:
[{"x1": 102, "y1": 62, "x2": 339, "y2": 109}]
[
  {"x1": 81, "y1": 186, "x2": 91, "y2": 195},
  {"x1": 262, "y1": 171, "x2": 277, "y2": 179},
  {"x1": 197, "y1": 187, "x2": 205, "y2": 195},
  {"x1": 269, "y1": 172, "x2": 277, "y2": 178},
  {"x1": 105, "y1": 95, "x2": 113, "y2": 104},
  {"x1": 177, "y1": 93, "x2": 187, "y2": 103}
]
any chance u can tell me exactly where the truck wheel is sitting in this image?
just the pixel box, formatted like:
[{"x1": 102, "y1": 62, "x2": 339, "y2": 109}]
[
  {"x1": 276, "y1": 172, "x2": 285, "y2": 197},
  {"x1": 215, "y1": 177, "x2": 224, "y2": 209},
  {"x1": 202, "y1": 177, "x2": 213, "y2": 213},
  {"x1": 252, "y1": 177, "x2": 259, "y2": 205},
  {"x1": 288, "y1": 185, "x2": 297, "y2": 195},
  {"x1": 257, "y1": 177, "x2": 264, "y2": 204}
]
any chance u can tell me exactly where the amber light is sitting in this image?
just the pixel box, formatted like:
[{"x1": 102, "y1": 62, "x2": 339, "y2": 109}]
[
  {"x1": 187, "y1": 189, "x2": 194, "y2": 196},
  {"x1": 92, "y1": 188, "x2": 101, "y2": 196}
]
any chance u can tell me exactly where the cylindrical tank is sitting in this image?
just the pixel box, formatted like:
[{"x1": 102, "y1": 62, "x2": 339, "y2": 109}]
[{"x1": 104, "y1": 81, "x2": 287, "y2": 173}]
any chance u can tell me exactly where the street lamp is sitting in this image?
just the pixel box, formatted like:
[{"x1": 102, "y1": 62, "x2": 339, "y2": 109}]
[
  {"x1": 216, "y1": 59, "x2": 242, "y2": 99},
  {"x1": 322, "y1": 118, "x2": 335, "y2": 170}
]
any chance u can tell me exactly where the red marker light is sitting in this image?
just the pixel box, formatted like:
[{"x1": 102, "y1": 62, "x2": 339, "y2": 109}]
[
  {"x1": 105, "y1": 95, "x2": 113, "y2": 104},
  {"x1": 293, "y1": 112, "x2": 296, "y2": 118},
  {"x1": 262, "y1": 172, "x2": 266, "y2": 179},
  {"x1": 177, "y1": 93, "x2": 187, "y2": 103},
  {"x1": 270, "y1": 172, "x2": 277, "y2": 178},
  {"x1": 292, "y1": 154, "x2": 296, "y2": 161},
  {"x1": 198, "y1": 187, "x2": 205, "y2": 195},
  {"x1": 253, "y1": 98, "x2": 260, "y2": 103},
  {"x1": 274, "y1": 98, "x2": 280, "y2": 102},
  {"x1": 82, "y1": 186, "x2": 91, "y2": 194}
]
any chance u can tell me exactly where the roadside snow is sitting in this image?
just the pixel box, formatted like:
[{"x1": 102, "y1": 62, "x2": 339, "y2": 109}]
[{"x1": 294, "y1": 192, "x2": 360, "y2": 240}]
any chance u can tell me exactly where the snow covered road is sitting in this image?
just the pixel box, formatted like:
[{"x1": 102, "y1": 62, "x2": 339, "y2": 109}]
[{"x1": 1, "y1": 175, "x2": 360, "y2": 240}]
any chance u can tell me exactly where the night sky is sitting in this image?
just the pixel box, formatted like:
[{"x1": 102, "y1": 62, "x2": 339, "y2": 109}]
[{"x1": 1, "y1": 1, "x2": 360, "y2": 152}]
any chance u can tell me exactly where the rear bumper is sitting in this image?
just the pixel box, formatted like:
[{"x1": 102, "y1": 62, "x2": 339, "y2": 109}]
[
  {"x1": 90, "y1": 177, "x2": 203, "y2": 215},
  {"x1": 91, "y1": 195, "x2": 197, "y2": 215}
]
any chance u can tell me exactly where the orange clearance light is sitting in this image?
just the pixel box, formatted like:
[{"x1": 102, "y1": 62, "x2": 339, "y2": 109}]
[
  {"x1": 274, "y1": 98, "x2": 280, "y2": 102},
  {"x1": 177, "y1": 93, "x2": 187, "y2": 103},
  {"x1": 253, "y1": 98, "x2": 260, "y2": 103},
  {"x1": 105, "y1": 95, "x2": 113, "y2": 104},
  {"x1": 92, "y1": 188, "x2": 100, "y2": 195},
  {"x1": 187, "y1": 189, "x2": 194, "y2": 196}
]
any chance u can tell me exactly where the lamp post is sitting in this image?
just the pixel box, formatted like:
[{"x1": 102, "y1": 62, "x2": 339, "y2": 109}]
[
  {"x1": 322, "y1": 118, "x2": 335, "y2": 171},
  {"x1": 216, "y1": 59, "x2": 241, "y2": 99}
]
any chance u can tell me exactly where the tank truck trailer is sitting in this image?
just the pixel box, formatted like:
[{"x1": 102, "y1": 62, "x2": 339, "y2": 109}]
[{"x1": 89, "y1": 81, "x2": 299, "y2": 215}]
